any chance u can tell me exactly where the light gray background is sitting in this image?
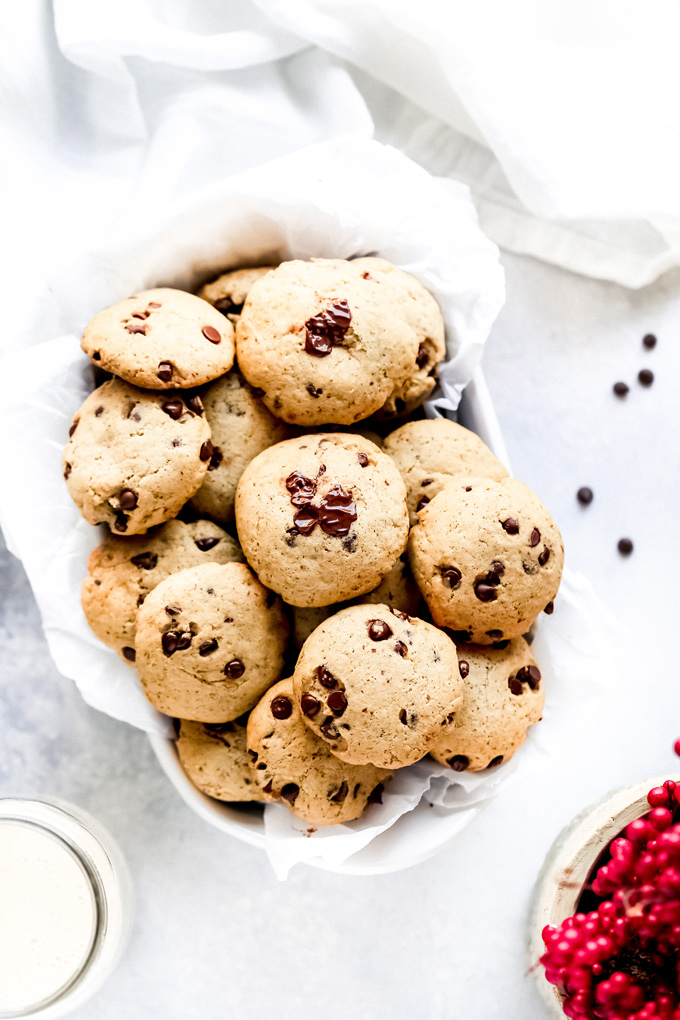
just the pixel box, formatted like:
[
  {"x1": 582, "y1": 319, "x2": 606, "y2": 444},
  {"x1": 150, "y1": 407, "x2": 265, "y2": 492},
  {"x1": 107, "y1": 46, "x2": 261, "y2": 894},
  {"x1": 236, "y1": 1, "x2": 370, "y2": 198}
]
[{"x1": 2, "y1": 251, "x2": 679, "y2": 1019}]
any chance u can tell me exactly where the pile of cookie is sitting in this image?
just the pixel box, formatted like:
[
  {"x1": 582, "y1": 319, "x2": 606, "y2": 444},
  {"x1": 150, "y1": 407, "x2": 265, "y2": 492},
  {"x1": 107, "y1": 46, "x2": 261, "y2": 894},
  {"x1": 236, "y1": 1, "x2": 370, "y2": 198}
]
[{"x1": 63, "y1": 257, "x2": 563, "y2": 828}]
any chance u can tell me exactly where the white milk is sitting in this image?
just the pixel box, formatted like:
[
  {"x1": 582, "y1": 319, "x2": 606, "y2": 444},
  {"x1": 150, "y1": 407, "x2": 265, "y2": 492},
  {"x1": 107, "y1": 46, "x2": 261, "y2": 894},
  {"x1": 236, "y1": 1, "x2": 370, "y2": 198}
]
[{"x1": 0, "y1": 821, "x2": 97, "y2": 1014}]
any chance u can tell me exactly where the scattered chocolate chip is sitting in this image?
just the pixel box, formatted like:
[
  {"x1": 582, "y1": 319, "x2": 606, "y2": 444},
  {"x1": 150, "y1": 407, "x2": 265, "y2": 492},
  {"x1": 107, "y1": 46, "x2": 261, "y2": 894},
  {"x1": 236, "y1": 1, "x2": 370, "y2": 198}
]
[
  {"x1": 131, "y1": 312, "x2": 149, "y2": 320},
  {"x1": 416, "y1": 495, "x2": 430, "y2": 512},
  {"x1": 357, "y1": 453, "x2": 369, "y2": 467},
  {"x1": 416, "y1": 342, "x2": 429, "y2": 369},
  {"x1": 162, "y1": 399, "x2": 184, "y2": 420},
  {"x1": 536, "y1": 547, "x2": 550, "y2": 566},
  {"x1": 92, "y1": 351, "x2": 101, "y2": 361},
  {"x1": 162, "y1": 631, "x2": 179, "y2": 656},
  {"x1": 394, "y1": 641, "x2": 408, "y2": 658},
  {"x1": 130, "y1": 552, "x2": 157, "y2": 570},
  {"x1": 613, "y1": 381, "x2": 629, "y2": 397},
  {"x1": 306, "y1": 382, "x2": 322, "y2": 398},
  {"x1": 125, "y1": 322, "x2": 146, "y2": 334},
  {"x1": 157, "y1": 361, "x2": 173, "y2": 382},
  {"x1": 517, "y1": 664, "x2": 542, "y2": 688},
  {"x1": 171, "y1": 439, "x2": 181, "y2": 448},
  {"x1": 200, "y1": 440, "x2": 213, "y2": 462},
  {"x1": 175, "y1": 631, "x2": 193, "y2": 651},
  {"x1": 489, "y1": 561, "x2": 505, "y2": 580},
  {"x1": 63, "y1": 463, "x2": 72, "y2": 479},
  {"x1": 577, "y1": 487, "x2": 593, "y2": 506},
  {"x1": 643, "y1": 333, "x2": 657, "y2": 349},
  {"x1": 247, "y1": 749, "x2": 258, "y2": 762},
  {"x1": 529, "y1": 528, "x2": 541, "y2": 547},
  {"x1": 113, "y1": 511, "x2": 129, "y2": 532},
  {"x1": 195, "y1": 537, "x2": 220, "y2": 551},
  {"x1": 116, "y1": 490, "x2": 137, "y2": 513},
  {"x1": 440, "y1": 566, "x2": 462, "y2": 589},
  {"x1": 327, "y1": 691, "x2": 348, "y2": 715},
  {"x1": 329, "y1": 781, "x2": 348, "y2": 803},
  {"x1": 399, "y1": 708, "x2": 418, "y2": 728},
  {"x1": 320, "y1": 716, "x2": 339, "y2": 740},
  {"x1": 448, "y1": 755, "x2": 469, "y2": 772},
  {"x1": 488, "y1": 755, "x2": 504, "y2": 768},
  {"x1": 184, "y1": 397, "x2": 202, "y2": 417},
  {"x1": 281, "y1": 783, "x2": 299, "y2": 803},
  {"x1": 317, "y1": 465, "x2": 326, "y2": 476},
  {"x1": 271, "y1": 695, "x2": 292, "y2": 719},
  {"x1": 368, "y1": 619, "x2": 392, "y2": 641},
  {"x1": 465, "y1": 486, "x2": 472, "y2": 492},
  {"x1": 127, "y1": 405, "x2": 141, "y2": 421},
  {"x1": 361, "y1": 271, "x2": 372, "y2": 280},
  {"x1": 301, "y1": 693, "x2": 321, "y2": 717},
  {"x1": 68, "y1": 419, "x2": 79, "y2": 437},
  {"x1": 508, "y1": 677, "x2": 523, "y2": 696},
  {"x1": 618, "y1": 537, "x2": 634, "y2": 555},
  {"x1": 390, "y1": 609, "x2": 410, "y2": 622},
  {"x1": 122, "y1": 646, "x2": 136, "y2": 662},
  {"x1": 199, "y1": 639, "x2": 218, "y2": 657},
  {"x1": 341, "y1": 533, "x2": 357, "y2": 553},
  {"x1": 368, "y1": 783, "x2": 384, "y2": 804},
  {"x1": 165, "y1": 604, "x2": 182, "y2": 616},
  {"x1": 544, "y1": 601, "x2": 554, "y2": 615},
  {"x1": 638, "y1": 368, "x2": 654, "y2": 386},
  {"x1": 205, "y1": 445, "x2": 222, "y2": 471},
  {"x1": 304, "y1": 299, "x2": 352, "y2": 357},
  {"x1": 459, "y1": 660, "x2": 469, "y2": 679},
  {"x1": 501, "y1": 518, "x2": 519, "y2": 535},
  {"x1": 224, "y1": 659, "x2": 245, "y2": 679},
  {"x1": 474, "y1": 581, "x2": 497, "y2": 602},
  {"x1": 148, "y1": 302, "x2": 162, "y2": 309},
  {"x1": 202, "y1": 325, "x2": 222, "y2": 344},
  {"x1": 285, "y1": 472, "x2": 317, "y2": 506},
  {"x1": 486, "y1": 629, "x2": 503, "y2": 640},
  {"x1": 284, "y1": 528, "x2": 298, "y2": 547},
  {"x1": 316, "y1": 666, "x2": 337, "y2": 689}
]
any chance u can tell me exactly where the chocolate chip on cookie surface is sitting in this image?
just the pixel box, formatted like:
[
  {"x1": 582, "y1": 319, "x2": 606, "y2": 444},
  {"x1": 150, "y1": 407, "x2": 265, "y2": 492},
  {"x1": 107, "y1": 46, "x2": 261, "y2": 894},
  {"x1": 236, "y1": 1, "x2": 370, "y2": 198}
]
[{"x1": 198, "y1": 266, "x2": 276, "y2": 324}]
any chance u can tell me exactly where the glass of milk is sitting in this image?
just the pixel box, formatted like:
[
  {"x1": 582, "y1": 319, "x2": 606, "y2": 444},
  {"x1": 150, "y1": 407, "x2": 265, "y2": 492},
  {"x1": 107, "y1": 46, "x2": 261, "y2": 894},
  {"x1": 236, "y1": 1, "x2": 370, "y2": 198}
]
[{"x1": 0, "y1": 798, "x2": 132, "y2": 1018}]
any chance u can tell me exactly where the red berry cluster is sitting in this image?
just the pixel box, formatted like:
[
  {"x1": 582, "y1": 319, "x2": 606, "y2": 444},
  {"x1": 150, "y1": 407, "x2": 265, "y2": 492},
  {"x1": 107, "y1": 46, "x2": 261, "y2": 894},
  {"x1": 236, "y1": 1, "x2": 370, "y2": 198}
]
[{"x1": 541, "y1": 780, "x2": 680, "y2": 1019}]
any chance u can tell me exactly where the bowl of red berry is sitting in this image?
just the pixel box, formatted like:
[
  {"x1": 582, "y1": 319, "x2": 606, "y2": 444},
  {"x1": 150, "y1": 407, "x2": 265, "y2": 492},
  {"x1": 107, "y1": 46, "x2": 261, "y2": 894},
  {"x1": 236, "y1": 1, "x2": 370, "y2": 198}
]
[{"x1": 530, "y1": 771, "x2": 680, "y2": 1019}]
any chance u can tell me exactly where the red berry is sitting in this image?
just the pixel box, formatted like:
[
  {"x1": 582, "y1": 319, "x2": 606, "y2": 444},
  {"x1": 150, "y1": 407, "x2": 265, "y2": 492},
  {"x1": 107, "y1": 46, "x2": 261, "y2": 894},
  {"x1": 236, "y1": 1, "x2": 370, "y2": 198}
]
[{"x1": 649, "y1": 787, "x2": 671, "y2": 808}]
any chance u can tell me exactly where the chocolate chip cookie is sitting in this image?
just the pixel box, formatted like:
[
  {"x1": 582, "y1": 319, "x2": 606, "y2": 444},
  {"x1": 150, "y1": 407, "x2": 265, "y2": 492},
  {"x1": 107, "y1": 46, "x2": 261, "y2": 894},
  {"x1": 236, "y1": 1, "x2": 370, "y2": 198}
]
[
  {"x1": 235, "y1": 433, "x2": 409, "y2": 607},
  {"x1": 63, "y1": 378, "x2": 212, "y2": 534},
  {"x1": 81, "y1": 287, "x2": 234, "y2": 389},
  {"x1": 136, "y1": 562, "x2": 288, "y2": 722},
  {"x1": 235, "y1": 258, "x2": 424, "y2": 425},
  {"x1": 81, "y1": 520, "x2": 242, "y2": 663},
  {"x1": 175, "y1": 718, "x2": 265, "y2": 802},
  {"x1": 188, "y1": 370, "x2": 289, "y2": 524},
  {"x1": 430, "y1": 638, "x2": 544, "y2": 771},
  {"x1": 246, "y1": 679, "x2": 390, "y2": 825},
  {"x1": 408, "y1": 477, "x2": 564, "y2": 643},
  {"x1": 383, "y1": 418, "x2": 509, "y2": 525},
  {"x1": 293, "y1": 604, "x2": 463, "y2": 768},
  {"x1": 198, "y1": 267, "x2": 275, "y2": 324}
]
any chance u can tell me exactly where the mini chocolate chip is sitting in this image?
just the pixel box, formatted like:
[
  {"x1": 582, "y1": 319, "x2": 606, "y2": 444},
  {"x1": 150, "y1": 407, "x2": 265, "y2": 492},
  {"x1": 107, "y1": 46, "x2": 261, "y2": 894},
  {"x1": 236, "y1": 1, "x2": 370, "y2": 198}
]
[
  {"x1": 320, "y1": 716, "x2": 339, "y2": 740},
  {"x1": 164, "y1": 604, "x2": 182, "y2": 616},
  {"x1": 318, "y1": 465, "x2": 326, "y2": 476},
  {"x1": 200, "y1": 440, "x2": 213, "y2": 462},
  {"x1": 271, "y1": 695, "x2": 292, "y2": 719},
  {"x1": 186, "y1": 395, "x2": 204, "y2": 415},
  {"x1": 130, "y1": 552, "x2": 157, "y2": 570},
  {"x1": 416, "y1": 342, "x2": 429, "y2": 368},
  {"x1": 63, "y1": 463, "x2": 72, "y2": 479},
  {"x1": 68, "y1": 419, "x2": 79, "y2": 437},
  {"x1": 618, "y1": 537, "x2": 634, "y2": 555},
  {"x1": 172, "y1": 439, "x2": 181, "y2": 447},
  {"x1": 489, "y1": 561, "x2": 505, "y2": 580},
  {"x1": 508, "y1": 677, "x2": 523, "y2": 696},
  {"x1": 399, "y1": 708, "x2": 418, "y2": 727},
  {"x1": 486, "y1": 629, "x2": 503, "y2": 639},
  {"x1": 342, "y1": 533, "x2": 357, "y2": 553},
  {"x1": 248, "y1": 749, "x2": 258, "y2": 762},
  {"x1": 162, "y1": 631, "x2": 179, "y2": 656},
  {"x1": 157, "y1": 361, "x2": 173, "y2": 382},
  {"x1": 613, "y1": 381, "x2": 629, "y2": 397},
  {"x1": 122, "y1": 646, "x2": 136, "y2": 662},
  {"x1": 361, "y1": 271, "x2": 372, "y2": 280},
  {"x1": 643, "y1": 333, "x2": 657, "y2": 349},
  {"x1": 306, "y1": 383, "x2": 321, "y2": 398},
  {"x1": 459, "y1": 660, "x2": 469, "y2": 679},
  {"x1": 113, "y1": 511, "x2": 129, "y2": 532},
  {"x1": 394, "y1": 641, "x2": 408, "y2": 658},
  {"x1": 638, "y1": 368, "x2": 654, "y2": 386},
  {"x1": 202, "y1": 325, "x2": 222, "y2": 344},
  {"x1": 368, "y1": 783, "x2": 384, "y2": 804},
  {"x1": 530, "y1": 528, "x2": 541, "y2": 547},
  {"x1": 327, "y1": 691, "x2": 348, "y2": 715},
  {"x1": 440, "y1": 567, "x2": 462, "y2": 589},
  {"x1": 488, "y1": 755, "x2": 504, "y2": 768},
  {"x1": 301, "y1": 693, "x2": 321, "y2": 717},
  {"x1": 125, "y1": 320, "x2": 147, "y2": 334},
  {"x1": 390, "y1": 609, "x2": 410, "y2": 622},
  {"x1": 544, "y1": 600, "x2": 555, "y2": 615},
  {"x1": 448, "y1": 755, "x2": 469, "y2": 772},
  {"x1": 517, "y1": 664, "x2": 542, "y2": 687},
  {"x1": 131, "y1": 312, "x2": 149, "y2": 320},
  {"x1": 174, "y1": 631, "x2": 192, "y2": 651},
  {"x1": 94, "y1": 406, "x2": 104, "y2": 417},
  {"x1": 329, "y1": 781, "x2": 348, "y2": 803},
  {"x1": 316, "y1": 666, "x2": 337, "y2": 689},
  {"x1": 450, "y1": 629, "x2": 471, "y2": 642},
  {"x1": 465, "y1": 485, "x2": 472, "y2": 492},
  {"x1": 162, "y1": 399, "x2": 184, "y2": 420},
  {"x1": 208, "y1": 446, "x2": 223, "y2": 471},
  {"x1": 367, "y1": 619, "x2": 392, "y2": 641},
  {"x1": 147, "y1": 301, "x2": 162, "y2": 309},
  {"x1": 538, "y1": 548, "x2": 550, "y2": 566},
  {"x1": 224, "y1": 659, "x2": 245, "y2": 679},
  {"x1": 357, "y1": 453, "x2": 369, "y2": 467},
  {"x1": 577, "y1": 487, "x2": 593, "y2": 506},
  {"x1": 474, "y1": 581, "x2": 497, "y2": 602},
  {"x1": 118, "y1": 488, "x2": 138, "y2": 510},
  {"x1": 281, "y1": 783, "x2": 299, "y2": 803},
  {"x1": 199, "y1": 639, "x2": 218, "y2": 657},
  {"x1": 92, "y1": 351, "x2": 101, "y2": 361},
  {"x1": 285, "y1": 528, "x2": 298, "y2": 547},
  {"x1": 195, "y1": 537, "x2": 220, "y2": 551},
  {"x1": 416, "y1": 495, "x2": 430, "y2": 512}
]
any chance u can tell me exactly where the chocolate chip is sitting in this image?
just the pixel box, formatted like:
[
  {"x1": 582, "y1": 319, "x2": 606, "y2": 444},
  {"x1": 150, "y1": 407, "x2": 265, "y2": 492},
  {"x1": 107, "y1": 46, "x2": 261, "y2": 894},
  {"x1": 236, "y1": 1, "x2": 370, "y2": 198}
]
[
  {"x1": 399, "y1": 708, "x2": 418, "y2": 728},
  {"x1": 474, "y1": 581, "x2": 497, "y2": 602},
  {"x1": 517, "y1": 665, "x2": 541, "y2": 689},
  {"x1": 327, "y1": 691, "x2": 347, "y2": 715},
  {"x1": 248, "y1": 749, "x2": 258, "y2": 761},
  {"x1": 293, "y1": 504, "x2": 319, "y2": 535},
  {"x1": 329, "y1": 781, "x2": 348, "y2": 803},
  {"x1": 465, "y1": 486, "x2": 472, "y2": 492},
  {"x1": 618, "y1": 537, "x2": 634, "y2": 555},
  {"x1": 416, "y1": 342, "x2": 429, "y2": 369},
  {"x1": 185, "y1": 396, "x2": 203, "y2": 416},
  {"x1": 304, "y1": 299, "x2": 352, "y2": 357},
  {"x1": 125, "y1": 322, "x2": 146, "y2": 334},
  {"x1": 317, "y1": 465, "x2": 326, "y2": 476},
  {"x1": 116, "y1": 490, "x2": 138, "y2": 513},
  {"x1": 577, "y1": 487, "x2": 593, "y2": 506},
  {"x1": 643, "y1": 333, "x2": 657, "y2": 349},
  {"x1": 122, "y1": 646, "x2": 136, "y2": 662},
  {"x1": 486, "y1": 629, "x2": 503, "y2": 640},
  {"x1": 448, "y1": 755, "x2": 469, "y2": 772},
  {"x1": 368, "y1": 783, "x2": 384, "y2": 804},
  {"x1": 440, "y1": 567, "x2": 462, "y2": 589},
  {"x1": 342, "y1": 533, "x2": 357, "y2": 553},
  {"x1": 488, "y1": 755, "x2": 504, "y2": 768},
  {"x1": 224, "y1": 659, "x2": 245, "y2": 679},
  {"x1": 162, "y1": 399, "x2": 184, "y2": 420},
  {"x1": 613, "y1": 381, "x2": 629, "y2": 397},
  {"x1": 113, "y1": 511, "x2": 129, "y2": 532},
  {"x1": 544, "y1": 601, "x2": 554, "y2": 615},
  {"x1": 416, "y1": 495, "x2": 430, "y2": 512},
  {"x1": 262, "y1": 780, "x2": 273, "y2": 793},
  {"x1": 285, "y1": 528, "x2": 298, "y2": 547},
  {"x1": 489, "y1": 561, "x2": 505, "y2": 580},
  {"x1": 130, "y1": 552, "x2": 157, "y2": 570},
  {"x1": 459, "y1": 660, "x2": 469, "y2": 679},
  {"x1": 301, "y1": 693, "x2": 321, "y2": 717},
  {"x1": 501, "y1": 518, "x2": 519, "y2": 534},
  {"x1": 390, "y1": 609, "x2": 410, "y2": 622},
  {"x1": 68, "y1": 419, "x2": 79, "y2": 437},
  {"x1": 92, "y1": 351, "x2": 101, "y2": 361},
  {"x1": 450, "y1": 629, "x2": 471, "y2": 642},
  {"x1": 202, "y1": 325, "x2": 222, "y2": 344},
  {"x1": 281, "y1": 783, "x2": 299, "y2": 803},
  {"x1": 165, "y1": 604, "x2": 181, "y2": 616},
  {"x1": 306, "y1": 382, "x2": 322, "y2": 398},
  {"x1": 131, "y1": 312, "x2": 149, "y2": 320},
  {"x1": 493, "y1": 639, "x2": 510, "y2": 650},
  {"x1": 538, "y1": 548, "x2": 550, "y2": 566},
  {"x1": 195, "y1": 537, "x2": 220, "y2": 551},
  {"x1": 638, "y1": 368, "x2": 654, "y2": 386},
  {"x1": 199, "y1": 639, "x2": 218, "y2": 657},
  {"x1": 271, "y1": 695, "x2": 292, "y2": 719},
  {"x1": 285, "y1": 472, "x2": 317, "y2": 506},
  {"x1": 148, "y1": 302, "x2": 162, "y2": 309},
  {"x1": 63, "y1": 463, "x2": 72, "y2": 479},
  {"x1": 317, "y1": 485, "x2": 356, "y2": 537},
  {"x1": 530, "y1": 528, "x2": 541, "y2": 547},
  {"x1": 320, "y1": 717, "x2": 339, "y2": 740},
  {"x1": 508, "y1": 677, "x2": 523, "y2": 696},
  {"x1": 200, "y1": 440, "x2": 213, "y2": 462},
  {"x1": 316, "y1": 666, "x2": 337, "y2": 689},
  {"x1": 367, "y1": 619, "x2": 392, "y2": 641},
  {"x1": 157, "y1": 361, "x2": 173, "y2": 382},
  {"x1": 394, "y1": 641, "x2": 408, "y2": 658},
  {"x1": 162, "y1": 631, "x2": 179, "y2": 656},
  {"x1": 357, "y1": 453, "x2": 369, "y2": 467}
]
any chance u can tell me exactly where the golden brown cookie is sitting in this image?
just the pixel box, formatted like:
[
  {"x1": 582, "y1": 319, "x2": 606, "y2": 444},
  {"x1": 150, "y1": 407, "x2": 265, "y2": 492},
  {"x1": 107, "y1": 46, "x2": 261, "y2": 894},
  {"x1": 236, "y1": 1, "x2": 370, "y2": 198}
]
[{"x1": 176, "y1": 718, "x2": 265, "y2": 802}]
